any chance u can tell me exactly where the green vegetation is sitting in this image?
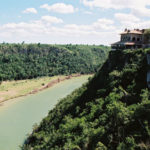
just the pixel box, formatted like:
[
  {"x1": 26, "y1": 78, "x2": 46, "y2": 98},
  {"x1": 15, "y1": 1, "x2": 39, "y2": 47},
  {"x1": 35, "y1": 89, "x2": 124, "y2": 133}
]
[
  {"x1": 144, "y1": 29, "x2": 150, "y2": 44},
  {"x1": 22, "y1": 49, "x2": 150, "y2": 150},
  {"x1": 0, "y1": 43, "x2": 109, "y2": 81}
]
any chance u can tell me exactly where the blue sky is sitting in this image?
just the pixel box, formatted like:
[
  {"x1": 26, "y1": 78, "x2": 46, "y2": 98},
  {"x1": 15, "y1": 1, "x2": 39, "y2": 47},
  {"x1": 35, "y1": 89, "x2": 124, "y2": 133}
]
[{"x1": 1, "y1": 0, "x2": 150, "y2": 45}]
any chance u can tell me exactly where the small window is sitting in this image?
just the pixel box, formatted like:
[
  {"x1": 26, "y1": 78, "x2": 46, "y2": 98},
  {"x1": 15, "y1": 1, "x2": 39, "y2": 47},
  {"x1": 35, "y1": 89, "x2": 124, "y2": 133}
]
[
  {"x1": 132, "y1": 37, "x2": 136, "y2": 41},
  {"x1": 128, "y1": 37, "x2": 131, "y2": 41}
]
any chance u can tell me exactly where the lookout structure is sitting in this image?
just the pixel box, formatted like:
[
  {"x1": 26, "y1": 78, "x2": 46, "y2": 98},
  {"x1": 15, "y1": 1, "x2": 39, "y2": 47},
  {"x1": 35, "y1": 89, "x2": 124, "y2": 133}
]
[{"x1": 111, "y1": 29, "x2": 150, "y2": 50}]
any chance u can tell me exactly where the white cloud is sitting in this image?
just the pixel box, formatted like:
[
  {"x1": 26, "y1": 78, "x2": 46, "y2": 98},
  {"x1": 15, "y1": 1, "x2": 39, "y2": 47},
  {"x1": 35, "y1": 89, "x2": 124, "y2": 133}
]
[
  {"x1": 81, "y1": 0, "x2": 150, "y2": 10},
  {"x1": 132, "y1": 7, "x2": 150, "y2": 17},
  {"x1": 64, "y1": 18, "x2": 115, "y2": 33},
  {"x1": 95, "y1": 18, "x2": 114, "y2": 25},
  {"x1": 114, "y1": 12, "x2": 150, "y2": 29},
  {"x1": 92, "y1": 18, "x2": 115, "y2": 30},
  {"x1": 115, "y1": 13, "x2": 140, "y2": 23},
  {"x1": 23, "y1": 8, "x2": 37, "y2": 14},
  {"x1": 122, "y1": 20, "x2": 150, "y2": 29},
  {"x1": 81, "y1": 0, "x2": 115, "y2": 9},
  {"x1": 40, "y1": 3, "x2": 75, "y2": 14},
  {"x1": 88, "y1": 0, "x2": 148, "y2": 17},
  {"x1": 114, "y1": 13, "x2": 140, "y2": 29},
  {"x1": 0, "y1": 15, "x2": 64, "y2": 38},
  {"x1": 83, "y1": 11, "x2": 93, "y2": 15},
  {"x1": 136, "y1": 21, "x2": 150, "y2": 29},
  {"x1": 41, "y1": 16, "x2": 63, "y2": 24},
  {"x1": 0, "y1": 17, "x2": 117, "y2": 45}
]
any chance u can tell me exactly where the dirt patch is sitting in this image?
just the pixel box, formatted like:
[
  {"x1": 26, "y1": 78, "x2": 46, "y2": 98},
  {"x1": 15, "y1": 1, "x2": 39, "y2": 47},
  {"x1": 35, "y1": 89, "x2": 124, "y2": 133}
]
[
  {"x1": 30, "y1": 74, "x2": 81, "y2": 94},
  {"x1": 0, "y1": 74, "x2": 85, "y2": 105}
]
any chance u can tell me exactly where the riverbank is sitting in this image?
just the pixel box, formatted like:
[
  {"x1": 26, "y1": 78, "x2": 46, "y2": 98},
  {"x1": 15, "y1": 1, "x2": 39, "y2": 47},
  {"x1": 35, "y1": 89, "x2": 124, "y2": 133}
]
[
  {"x1": 0, "y1": 75, "x2": 91, "y2": 150},
  {"x1": 0, "y1": 74, "x2": 91, "y2": 105}
]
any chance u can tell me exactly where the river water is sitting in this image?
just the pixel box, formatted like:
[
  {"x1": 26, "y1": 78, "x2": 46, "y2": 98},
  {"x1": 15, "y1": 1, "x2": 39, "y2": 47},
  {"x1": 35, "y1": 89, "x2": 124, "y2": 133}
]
[{"x1": 0, "y1": 76, "x2": 89, "y2": 150}]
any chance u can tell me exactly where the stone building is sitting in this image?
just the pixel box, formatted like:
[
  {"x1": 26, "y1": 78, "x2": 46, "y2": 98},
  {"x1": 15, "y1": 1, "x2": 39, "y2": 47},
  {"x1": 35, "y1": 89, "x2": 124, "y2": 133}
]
[{"x1": 111, "y1": 29, "x2": 150, "y2": 50}]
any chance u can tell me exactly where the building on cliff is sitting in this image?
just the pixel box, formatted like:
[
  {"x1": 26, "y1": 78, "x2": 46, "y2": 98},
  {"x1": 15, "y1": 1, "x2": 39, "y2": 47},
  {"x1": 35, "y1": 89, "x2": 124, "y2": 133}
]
[{"x1": 111, "y1": 29, "x2": 150, "y2": 50}]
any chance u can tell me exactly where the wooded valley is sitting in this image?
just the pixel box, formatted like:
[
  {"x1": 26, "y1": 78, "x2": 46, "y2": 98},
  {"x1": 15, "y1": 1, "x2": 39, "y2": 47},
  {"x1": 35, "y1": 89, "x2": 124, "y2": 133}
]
[{"x1": 0, "y1": 43, "x2": 109, "y2": 81}]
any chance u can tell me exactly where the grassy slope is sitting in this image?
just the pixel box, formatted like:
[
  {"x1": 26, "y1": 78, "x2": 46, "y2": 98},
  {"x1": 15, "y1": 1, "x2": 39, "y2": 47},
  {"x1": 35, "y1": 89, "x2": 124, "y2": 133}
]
[
  {"x1": 0, "y1": 76, "x2": 67, "y2": 102},
  {"x1": 22, "y1": 49, "x2": 150, "y2": 150}
]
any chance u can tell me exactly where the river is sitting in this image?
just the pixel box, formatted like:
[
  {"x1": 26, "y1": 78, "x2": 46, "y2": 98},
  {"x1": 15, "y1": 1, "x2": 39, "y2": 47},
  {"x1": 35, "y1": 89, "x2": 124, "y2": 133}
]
[{"x1": 0, "y1": 75, "x2": 90, "y2": 150}]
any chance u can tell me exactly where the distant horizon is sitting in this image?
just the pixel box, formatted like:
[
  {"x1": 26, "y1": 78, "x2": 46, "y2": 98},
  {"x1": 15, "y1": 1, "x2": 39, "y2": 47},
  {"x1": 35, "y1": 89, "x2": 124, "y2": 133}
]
[
  {"x1": 0, "y1": 41, "x2": 109, "y2": 46},
  {"x1": 1, "y1": 0, "x2": 150, "y2": 45}
]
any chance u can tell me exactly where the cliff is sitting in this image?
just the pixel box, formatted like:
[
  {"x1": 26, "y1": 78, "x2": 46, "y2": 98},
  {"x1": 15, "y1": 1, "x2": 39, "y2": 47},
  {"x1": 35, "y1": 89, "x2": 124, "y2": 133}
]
[{"x1": 22, "y1": 49, "x2": 150, "y2": 150}]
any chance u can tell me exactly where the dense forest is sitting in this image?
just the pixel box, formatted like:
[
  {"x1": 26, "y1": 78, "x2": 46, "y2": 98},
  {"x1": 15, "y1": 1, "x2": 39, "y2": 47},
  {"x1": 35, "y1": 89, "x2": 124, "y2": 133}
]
[
  {"x1": 0, "y1": 43, "x2": 109, "y2": 81},
  {"x1": 22, "y1": 49, "x2": 150, "y2": 150}
]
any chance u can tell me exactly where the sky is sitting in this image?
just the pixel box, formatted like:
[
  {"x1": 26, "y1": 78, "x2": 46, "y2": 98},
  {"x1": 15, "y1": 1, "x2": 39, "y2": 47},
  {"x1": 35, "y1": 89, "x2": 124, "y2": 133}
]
[{"x1": 1, "y1": 0, "x2": 150, "y2": 45}]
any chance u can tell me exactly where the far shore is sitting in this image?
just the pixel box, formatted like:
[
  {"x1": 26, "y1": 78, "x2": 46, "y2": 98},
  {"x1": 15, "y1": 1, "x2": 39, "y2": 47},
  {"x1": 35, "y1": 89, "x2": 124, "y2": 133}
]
[{"x1": 0, "y1": 74, "x2": 92, "y2": 106}]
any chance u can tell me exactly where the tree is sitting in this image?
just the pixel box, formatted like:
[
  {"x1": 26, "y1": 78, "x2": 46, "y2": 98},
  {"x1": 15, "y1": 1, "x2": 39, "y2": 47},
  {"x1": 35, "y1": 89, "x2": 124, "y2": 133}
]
[{"x1": 144, "y1": 29, "x2": 150, "y2": 44}]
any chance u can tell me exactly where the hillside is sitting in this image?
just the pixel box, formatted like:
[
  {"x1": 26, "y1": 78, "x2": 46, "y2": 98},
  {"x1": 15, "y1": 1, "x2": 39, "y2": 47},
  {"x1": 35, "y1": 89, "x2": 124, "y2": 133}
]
[
  {"x1": 0, "y1": 43, "x2": 109, "y2": 81},
  {"x1": 22, "y1": 49, "x2": 150, "y2": 150}
]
